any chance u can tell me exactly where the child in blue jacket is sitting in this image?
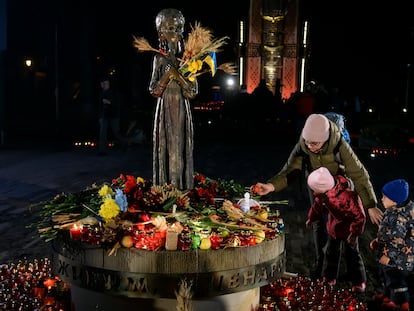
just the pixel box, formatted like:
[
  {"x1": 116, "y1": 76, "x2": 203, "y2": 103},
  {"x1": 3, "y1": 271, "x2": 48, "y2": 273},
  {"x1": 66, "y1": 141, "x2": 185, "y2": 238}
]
[{"x1": 370, "y1": 179, "x2": 414, "y2": 311}]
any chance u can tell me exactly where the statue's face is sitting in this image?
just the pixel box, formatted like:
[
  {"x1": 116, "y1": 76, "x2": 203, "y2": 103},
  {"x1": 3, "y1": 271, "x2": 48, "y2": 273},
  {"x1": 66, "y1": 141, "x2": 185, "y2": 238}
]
[
  {"x1": 158, "y1": 28, "x2": 182, "y2": 44},
  {"x1": 156, "y1": 8, "x2": 184, "y2": 43}
]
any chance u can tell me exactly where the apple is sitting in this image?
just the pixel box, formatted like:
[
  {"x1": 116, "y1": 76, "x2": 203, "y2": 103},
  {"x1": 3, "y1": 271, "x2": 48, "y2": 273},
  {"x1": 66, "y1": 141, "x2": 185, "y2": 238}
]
[
  {"x1": 220, "y1": 229, "x2": 230, "y2": 238},
  {"x1": 121, "y1": 235, "x2": 134, "y2": 248},
  {"x1": 257, "y1": 209, "x2": 268, "y2": 219},
  {"x1": 254, "y1": 230, "x2": 266, "y2": 244},
  {"x1": 199, "y1": 237, "x2": 212, "y2": 250},
  {"x1": 252, "y1": 184, "x2": 260, "y2": 195}
]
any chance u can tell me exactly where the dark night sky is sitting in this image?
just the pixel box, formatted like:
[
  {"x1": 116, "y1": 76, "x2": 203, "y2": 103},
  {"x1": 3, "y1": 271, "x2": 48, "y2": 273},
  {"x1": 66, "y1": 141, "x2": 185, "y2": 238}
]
[
  {"x1": 303, "y1": 1, "x2": 414, "y2": 104},
  {"x1": 6, "y1": 0, "x2": 414, "y2": 105}
]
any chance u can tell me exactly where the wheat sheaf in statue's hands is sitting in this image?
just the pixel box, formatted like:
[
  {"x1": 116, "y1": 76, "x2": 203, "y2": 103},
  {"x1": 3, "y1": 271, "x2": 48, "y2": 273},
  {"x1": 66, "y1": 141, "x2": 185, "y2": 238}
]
[{"x1": 132, "y1": 22, "x2": 237, "y2": 82}]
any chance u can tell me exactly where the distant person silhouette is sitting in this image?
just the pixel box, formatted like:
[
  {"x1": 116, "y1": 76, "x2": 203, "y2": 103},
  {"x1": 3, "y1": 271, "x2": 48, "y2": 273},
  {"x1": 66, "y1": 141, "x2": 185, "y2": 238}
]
[
  {"x1": 251, "y1": 79, "x2": 276, "y2": 132},
  {"x1": 292, "y1": 85, "x2": 315, "y2": 136},
  {"x1": 97, "y1": 76, "x2": 127, "y2": 155}
]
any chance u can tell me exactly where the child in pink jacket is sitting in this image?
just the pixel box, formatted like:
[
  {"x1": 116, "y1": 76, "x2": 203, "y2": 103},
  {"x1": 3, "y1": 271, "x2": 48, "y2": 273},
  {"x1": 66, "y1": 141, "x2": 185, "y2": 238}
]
[{"x1": 306, "y1": 167, "x2": 367, "y2": 292}]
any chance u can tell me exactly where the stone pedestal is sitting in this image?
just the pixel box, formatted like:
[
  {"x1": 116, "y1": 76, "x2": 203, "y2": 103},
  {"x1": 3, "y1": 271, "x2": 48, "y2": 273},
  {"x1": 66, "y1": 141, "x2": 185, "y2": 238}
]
[
  {"x1": 70, "y1": 285, "x2": 260, "y2": 311},
  {"x1": 53, "y1": 235, "x2": 285, "y2": 310}
]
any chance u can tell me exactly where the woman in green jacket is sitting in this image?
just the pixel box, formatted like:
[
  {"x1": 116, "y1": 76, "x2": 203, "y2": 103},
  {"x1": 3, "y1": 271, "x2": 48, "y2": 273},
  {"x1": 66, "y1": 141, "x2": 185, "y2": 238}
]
[{"x1": 252, "y1": 113, "x2": 383, "y2": 278}]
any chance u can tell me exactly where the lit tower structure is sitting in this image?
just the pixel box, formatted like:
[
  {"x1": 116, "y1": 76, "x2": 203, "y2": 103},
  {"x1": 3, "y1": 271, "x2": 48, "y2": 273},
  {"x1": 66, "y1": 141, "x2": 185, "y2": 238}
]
[{"x1": 242, "y1": 0, "x2": 305, "y2": 101}]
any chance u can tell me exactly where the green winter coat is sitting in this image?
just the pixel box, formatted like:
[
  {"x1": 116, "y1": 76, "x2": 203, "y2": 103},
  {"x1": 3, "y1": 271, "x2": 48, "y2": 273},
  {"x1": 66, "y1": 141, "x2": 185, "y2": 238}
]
[{"x1": 267, "y1": 119, "x2": 377, "y2": 210}]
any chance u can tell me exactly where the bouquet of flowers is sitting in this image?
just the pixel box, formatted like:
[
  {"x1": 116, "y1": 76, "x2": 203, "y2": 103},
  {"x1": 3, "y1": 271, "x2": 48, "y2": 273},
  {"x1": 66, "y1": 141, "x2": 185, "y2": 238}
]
[
  {"x1": 133, "y1": 22, "x2": 236, "y2": 81},
  {"x1": 29, "y1": 173, "x2": 246, "y2": 241},
  {"x1": 29, "y1": 173, "x2": 288, "y2": 254}
]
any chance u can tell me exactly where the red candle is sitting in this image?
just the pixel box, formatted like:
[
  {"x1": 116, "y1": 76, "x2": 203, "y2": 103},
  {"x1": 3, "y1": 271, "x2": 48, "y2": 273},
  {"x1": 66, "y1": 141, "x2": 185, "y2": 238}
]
[
  {"x1": 70, "y1": 224, "x2": 82, "y2": 240},
  {"x1": 33, "y1": 287, "x2": 46, "y2": 299},
  {"x1": 210, "y1": 232, "x2": 223, "y2": 249},
  {"x1": 165, "y1": 229, "x2": 178, "y2": 250},
  {"x1": 43, "y1": 278, "x2": 56, "y2": 289}
]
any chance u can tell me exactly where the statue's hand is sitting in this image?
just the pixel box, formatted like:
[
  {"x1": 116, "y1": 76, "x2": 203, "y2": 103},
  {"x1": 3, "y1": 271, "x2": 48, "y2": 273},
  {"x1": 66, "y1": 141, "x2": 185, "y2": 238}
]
[{"x1": 166, "y1": 64, "x2": 180, "y2": 79}]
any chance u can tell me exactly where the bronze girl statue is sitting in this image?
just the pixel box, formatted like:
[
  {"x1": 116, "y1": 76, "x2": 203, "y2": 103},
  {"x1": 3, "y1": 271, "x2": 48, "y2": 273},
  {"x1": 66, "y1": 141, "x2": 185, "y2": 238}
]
[{"x1": 149, "y1": 8, "x2": 199, "y2": 190}]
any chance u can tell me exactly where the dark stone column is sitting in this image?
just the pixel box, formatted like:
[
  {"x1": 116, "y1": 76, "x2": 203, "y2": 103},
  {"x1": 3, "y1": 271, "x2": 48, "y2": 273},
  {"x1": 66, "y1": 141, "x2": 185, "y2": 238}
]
[{"x1": 0, "y1": 0, "x2": 7, "y2": 145}]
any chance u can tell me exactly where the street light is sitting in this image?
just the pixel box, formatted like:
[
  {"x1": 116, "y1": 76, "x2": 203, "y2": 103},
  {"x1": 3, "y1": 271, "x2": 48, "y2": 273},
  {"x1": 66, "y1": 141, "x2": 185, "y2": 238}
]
[
  {"x1": 222, "y1": 76, "x2": 237, "y2": 101},
  {"x1": 24, "y1": 58, "x2": 32, "y2": 67},
  {"x1": 226, "y1": 77, "x2": 236, "y2": 88}
]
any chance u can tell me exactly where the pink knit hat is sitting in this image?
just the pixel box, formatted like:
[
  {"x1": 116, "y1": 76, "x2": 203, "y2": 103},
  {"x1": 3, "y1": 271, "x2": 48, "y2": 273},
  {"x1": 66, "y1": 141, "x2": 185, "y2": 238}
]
[
  {"x1": 302, "y1": 114, "x2": 330, "y2": 142},
  {"x1": 307, "y1": 167, "x2": 335, "y2": 193}
]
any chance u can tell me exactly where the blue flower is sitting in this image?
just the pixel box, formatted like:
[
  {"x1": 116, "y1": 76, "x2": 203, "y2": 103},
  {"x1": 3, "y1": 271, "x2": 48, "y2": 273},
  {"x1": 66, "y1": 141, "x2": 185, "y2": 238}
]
[{"x1": 115, "y1": 189, "x2": 128, "y2": 212}]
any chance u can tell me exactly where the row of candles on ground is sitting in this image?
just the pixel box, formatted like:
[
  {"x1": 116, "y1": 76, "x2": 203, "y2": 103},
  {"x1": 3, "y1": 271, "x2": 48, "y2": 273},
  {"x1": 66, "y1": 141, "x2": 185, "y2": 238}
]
[
  {"x1": 69, "y1": 215, "x2": 285, "y2": 250},
  {"x1": 257, "y1": 276, "x2": 367, "y2": 311},
  {"x1": 0, "y1": 258, "x2": 367, "y2": 311},
  {"x1": 0, "y1": 258, "x2": 71, "y2": 310}
]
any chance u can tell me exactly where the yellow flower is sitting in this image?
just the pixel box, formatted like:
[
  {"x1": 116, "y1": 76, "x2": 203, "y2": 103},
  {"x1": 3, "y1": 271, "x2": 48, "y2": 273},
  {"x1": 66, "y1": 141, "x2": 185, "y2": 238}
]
[
  {"x1": 188, "y1": 60, "x2": 203, "y2": 74},
  {"x1": 99, "y1": 198, "x2": 120, "y2": 221},
  {"x1": 98, "y1": 185, "x2": 114, "y2": 198},
  {"x1": 137, "y1": 177, "x2": 145, "y2": 184}
]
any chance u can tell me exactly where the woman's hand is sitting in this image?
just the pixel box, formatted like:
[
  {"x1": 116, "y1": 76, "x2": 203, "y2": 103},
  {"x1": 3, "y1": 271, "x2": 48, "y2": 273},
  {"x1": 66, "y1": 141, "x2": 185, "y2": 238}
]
[
  {"x1": 379, "y1": 255, "x2": 390, "y2": 266},
  {"x1": 250, "y1": 182, "x2": 275, "y2": 196},
  {"x1": 368, "y1": 207, "x2": 383, "y2": 226}
]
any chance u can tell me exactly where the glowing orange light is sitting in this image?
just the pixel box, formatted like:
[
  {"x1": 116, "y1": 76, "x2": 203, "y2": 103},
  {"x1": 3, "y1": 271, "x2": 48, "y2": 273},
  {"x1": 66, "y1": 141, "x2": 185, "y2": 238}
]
[
  {"x1": 284, "y1": 287, "x2": 294, "y2": 295},
  {"x1": 43, "y1": 278, "x2": 56, "y2": 289}
]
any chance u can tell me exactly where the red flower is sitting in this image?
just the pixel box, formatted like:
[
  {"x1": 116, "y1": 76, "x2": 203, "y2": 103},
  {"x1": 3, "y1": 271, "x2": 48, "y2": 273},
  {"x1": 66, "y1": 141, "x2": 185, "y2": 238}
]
[
  {"x1": 112, "y1": 173, "x2": 126, "y2": 186},
  {"x1": 194, "y1": 173, "x2": 207, "y2": 185},
  {"x1": 196, "y1": 187, "x2": 204, "y2": 197},
  {"x1": 124, "y1": 175, "x2": 137, "y2": 194}
]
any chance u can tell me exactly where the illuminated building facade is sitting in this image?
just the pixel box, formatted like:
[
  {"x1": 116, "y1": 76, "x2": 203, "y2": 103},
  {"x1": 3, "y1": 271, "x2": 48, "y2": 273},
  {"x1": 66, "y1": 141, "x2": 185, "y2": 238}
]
[{"x1": 241, "y1": 0, "x2": 305, "y2": 101}]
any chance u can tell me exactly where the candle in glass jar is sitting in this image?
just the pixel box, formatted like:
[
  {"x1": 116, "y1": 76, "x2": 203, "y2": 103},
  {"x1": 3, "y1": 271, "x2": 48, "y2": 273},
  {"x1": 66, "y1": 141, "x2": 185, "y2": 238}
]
[
  {"x1": 178, "y1": 230, "x2": 191, "y2": 250},
  {"x1": 165, "y1": 228, "x2": 178, "y2": 250},
  {"x1": 70, "y1": 224, "x2": 82, "y2": 240},
  {"x1": 240, "y1": 192, "x2": 250, "y2": 212},
  {"x1": 190, "y1": 232, "x2": 201, "y2": 249},
  {"x1": 210, "y1": 232, "x2": 223, "y2": 249}
]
